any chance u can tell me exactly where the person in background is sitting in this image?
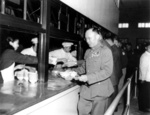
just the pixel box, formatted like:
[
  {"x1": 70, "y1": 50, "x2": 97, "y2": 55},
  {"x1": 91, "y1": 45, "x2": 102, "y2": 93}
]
[
  {"x1": 138, "y1": 43, "x2": 150, "y2": 112},
  {"x1": 114, "y1": 37, "x2": 122, "y2": 48},
  {"x1": 120, "y1": 44, "x2": 128, "y2": 74},
  {"x1": 125, "y1": 43, "x2": 136, "y2": 81},
  {"x1": 49, "y1": 42, "x2": 77, "y2": 68},
  {"x1": 105, "y1": 36, "x2": 122, "y2": 109},
  {"x1": 18, "y1": 37, "x2": 38, "y2": 72},
  {"x1": 73, "y1": 28, "x2": 114, "y2": 115},
  {"x1": 71, "y1": 44, "x2": 77, "y2": 58},
  {"x1": 21, "y1": 37, "x2": 38, "y2": 56},
  {"x1": 123, "y1": 43, "x2": 136, "y2": 104},
  {"x1": 0, "y1": 37, "x2": 38, "y2": 83},
  {"x1": 114, "y1": 39, "x2": 128, "y2": 105}
]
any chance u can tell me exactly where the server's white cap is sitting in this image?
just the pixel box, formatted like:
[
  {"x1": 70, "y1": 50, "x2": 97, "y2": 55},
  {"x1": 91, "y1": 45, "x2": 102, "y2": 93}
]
[
  {"x1": 62, "y1": 42, "x2": 73, "y2": 47},
  {"x1": 31, "y1": 37, "x2": 38, "y2": 44}
]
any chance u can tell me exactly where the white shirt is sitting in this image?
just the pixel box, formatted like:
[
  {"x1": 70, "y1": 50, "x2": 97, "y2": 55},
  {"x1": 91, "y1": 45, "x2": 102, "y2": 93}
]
[
  {"x1": 21, "y1": 47, "x2": 37, "y2": 56},
  {"x1": 49, "y1": 48, "x2": 76, "y2": 61},
  {"x1": 49, "y1": 48, "x2": 77, "y2": 66},
  {"x1": 139, "y1": 51, "x2": 150, "y2": 82}
]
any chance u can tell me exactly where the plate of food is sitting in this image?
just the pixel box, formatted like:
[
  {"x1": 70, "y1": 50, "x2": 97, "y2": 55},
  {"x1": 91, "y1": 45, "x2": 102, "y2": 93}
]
[
  {"x1": 59, "y1": 70, "x2": 78, "y2": 80},
  {"x1": 63, "y1": 61, "x2": 77, "y2": 67}
]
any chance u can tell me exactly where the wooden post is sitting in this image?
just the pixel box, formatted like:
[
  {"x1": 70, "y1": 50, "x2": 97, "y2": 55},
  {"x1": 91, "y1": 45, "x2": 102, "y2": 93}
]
[
  {"x1": 1, "y1": 0, "x2": 5, "y2": 14},
  {"x1": 23, "y1": 0, "x2": 27, "y2": 20},
  {"x1": 38, "y1": 0, "x2": 50, "y2": 82},
  {"x1": 134, "y1": 69, "x2": 137, "y2": 99}
]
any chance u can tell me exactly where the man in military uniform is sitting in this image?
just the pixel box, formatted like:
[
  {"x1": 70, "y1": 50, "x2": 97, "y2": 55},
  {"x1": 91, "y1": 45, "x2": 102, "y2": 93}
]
[{"x1": 74, "y1": 28, "x2": 114, "y2": 115}]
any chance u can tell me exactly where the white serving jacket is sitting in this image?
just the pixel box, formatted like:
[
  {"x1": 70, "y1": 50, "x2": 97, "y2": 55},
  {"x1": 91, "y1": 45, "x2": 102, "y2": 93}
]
[
  {"x1": 49, "y1": 48, "x2": 77, "y2": 62},
  {"x1": 139, "y1": 51, "x2": 150, "y2": 82}
]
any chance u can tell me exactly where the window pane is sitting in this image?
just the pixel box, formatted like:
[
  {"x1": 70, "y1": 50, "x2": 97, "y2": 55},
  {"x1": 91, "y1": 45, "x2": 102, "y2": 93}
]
[
  {"x1": 123, "y1": 23, "x2": 126, "y2": 28},
  {"x1": 148, "y1": 23, "x2": 150, "y2": 28},
  {"x1": 138, "y1": 23, "x2": 141, "y2": 28},
  {"x1": 145, "y1": 23, "x2": 149, "y2": 28},
  {"x1": 141, "y1": 23, "x2": 145, "y2": 28},
  {"x1": 126, "y1": 23, "x2": 129, "y2": 28},
  {"x1": 119, "y1": 23, "x2": 122, "y2": 28}
]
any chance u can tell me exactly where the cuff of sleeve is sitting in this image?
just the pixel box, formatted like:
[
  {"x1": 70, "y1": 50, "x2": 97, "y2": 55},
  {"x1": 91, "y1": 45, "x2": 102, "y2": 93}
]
[
  {"x1": 86, "y1": 74, "x2": 94, "y2": 85},
  {"x1": 49, "y1": 57, "x2": 57, "y2": 65}
]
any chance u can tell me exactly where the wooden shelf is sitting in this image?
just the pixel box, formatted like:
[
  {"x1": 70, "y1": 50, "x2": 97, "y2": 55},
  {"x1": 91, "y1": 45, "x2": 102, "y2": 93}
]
[
  {"x1": 0, "y1": 14, "x2": 45, "y2": 33},
  {"x1": 49, "y1": 26, "x2": 82, "y2": 42}
]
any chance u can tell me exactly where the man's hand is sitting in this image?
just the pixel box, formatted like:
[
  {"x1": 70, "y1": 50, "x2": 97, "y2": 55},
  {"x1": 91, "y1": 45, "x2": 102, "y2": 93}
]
[
  {"x1": 65, "y1": 75, "x2": 73, "y2": 81},
  {"x1": 78, "y1": 75, "x2": 88, "y2": 82}
]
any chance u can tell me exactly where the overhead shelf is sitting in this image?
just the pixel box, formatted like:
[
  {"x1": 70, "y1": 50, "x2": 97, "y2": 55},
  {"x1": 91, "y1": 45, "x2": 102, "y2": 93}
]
[{"x1": 0, "y1": 14, "x2": 45, "y2": 33}]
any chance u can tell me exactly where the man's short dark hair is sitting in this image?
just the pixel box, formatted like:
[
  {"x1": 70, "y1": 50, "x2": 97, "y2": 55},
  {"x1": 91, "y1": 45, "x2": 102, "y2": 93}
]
[{"x1": 91, "y1": 27, "x2": 103, "y2": 37}]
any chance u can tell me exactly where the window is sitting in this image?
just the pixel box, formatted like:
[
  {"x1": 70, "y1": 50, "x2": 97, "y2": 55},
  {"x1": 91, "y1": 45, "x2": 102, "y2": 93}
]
[
  {"x1": 138, "y1": 22, "x2": 150, "y2": 28},
  {"x1": 118, "y1": 23, "x2": 129, "y2": 28}
]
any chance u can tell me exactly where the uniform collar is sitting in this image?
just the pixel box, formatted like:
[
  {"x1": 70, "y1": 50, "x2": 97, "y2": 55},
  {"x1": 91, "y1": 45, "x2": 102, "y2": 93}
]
[
  {"x1": 111, "y1": 44, "x2": 117, "y2": 48},
  {"x1": 91, "y1": 42, "x2": 103, "y2": 52},
  {"x1": 146, "y1": 51, "x2": 150, "y2": 55}
]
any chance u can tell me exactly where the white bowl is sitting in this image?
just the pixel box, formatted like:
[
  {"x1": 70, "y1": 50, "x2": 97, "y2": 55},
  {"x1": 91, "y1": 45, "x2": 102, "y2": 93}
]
[
  {"x1": 15, "y1": 71, "x2": 24, "y2": 80},
  {"x1": 28, "y1": 72, "x2": 38, "y2": 84},
  {"x1": 52, "y1": 70, "x2": 60, "y2": 76}
]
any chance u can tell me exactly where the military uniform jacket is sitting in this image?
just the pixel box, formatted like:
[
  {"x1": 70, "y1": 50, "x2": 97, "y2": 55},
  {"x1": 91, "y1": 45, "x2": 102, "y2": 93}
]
[{"x1": 76, "y1": 44, "x2": 114, "y2": 100}]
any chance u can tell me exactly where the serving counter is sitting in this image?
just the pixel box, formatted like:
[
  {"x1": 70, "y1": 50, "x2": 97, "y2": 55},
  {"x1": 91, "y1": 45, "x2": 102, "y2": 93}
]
[{"x1": 0, "y1": 76, "x2": 80, "y2": 115}]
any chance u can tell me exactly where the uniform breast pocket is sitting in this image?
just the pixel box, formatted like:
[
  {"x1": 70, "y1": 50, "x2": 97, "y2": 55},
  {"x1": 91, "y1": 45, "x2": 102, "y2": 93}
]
[
  {"x1": 86, "y1": 55, "x2": 101, "y2": 71},
  {"x1": 92, "y1": 56, "x2": 101, "y2": 66}
]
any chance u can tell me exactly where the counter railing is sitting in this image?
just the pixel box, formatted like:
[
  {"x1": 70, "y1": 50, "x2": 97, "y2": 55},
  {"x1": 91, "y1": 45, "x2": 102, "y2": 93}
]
[
  {"x1": 133, "y1": 68, "x2": 138, "y2": 99},
  {"x1": 104, "y1": 75, "x2": 134, "y2": 115}
]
